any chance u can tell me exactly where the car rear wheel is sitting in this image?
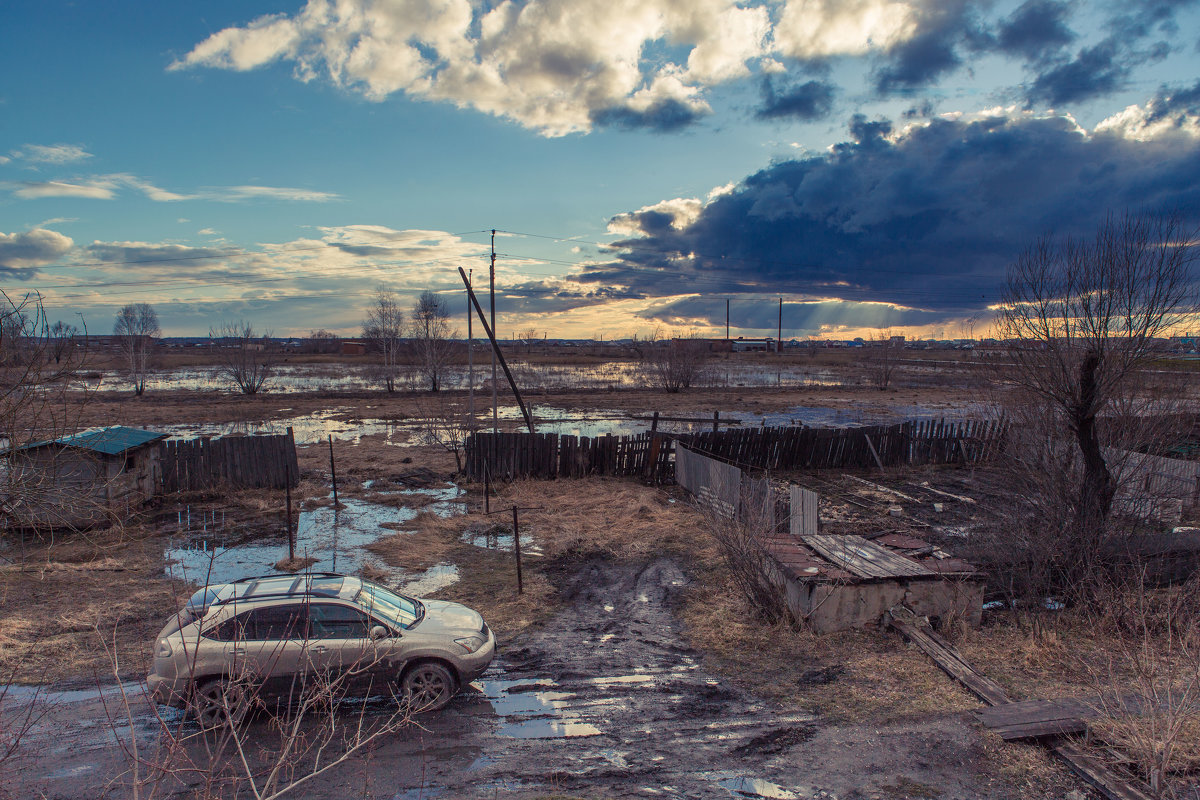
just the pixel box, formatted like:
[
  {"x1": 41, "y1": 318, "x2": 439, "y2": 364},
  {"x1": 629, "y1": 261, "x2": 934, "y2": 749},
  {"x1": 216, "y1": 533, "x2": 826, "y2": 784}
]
[
  {"x1": 400, "y1": 662, "x2": 456, "y2": 712},
  {"x1": 192, "y1": 678, "x2": 249, "y2": 728}
]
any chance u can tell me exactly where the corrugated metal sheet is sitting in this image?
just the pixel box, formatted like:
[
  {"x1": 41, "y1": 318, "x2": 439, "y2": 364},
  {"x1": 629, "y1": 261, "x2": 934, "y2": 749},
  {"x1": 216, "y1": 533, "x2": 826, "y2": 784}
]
[{"x1": 14, "y1": 426, "x2": 167, "y2": 456}]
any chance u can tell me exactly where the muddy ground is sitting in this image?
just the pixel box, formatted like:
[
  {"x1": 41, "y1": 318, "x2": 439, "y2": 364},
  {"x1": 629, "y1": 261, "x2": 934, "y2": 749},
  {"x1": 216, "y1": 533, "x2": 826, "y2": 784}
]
[
  {"x1": 7, "y1": 356, "x2": 1196, "y2": 799},
  {"x1": 7, "y1": 554, "x2": 1067, "y2": 800}
]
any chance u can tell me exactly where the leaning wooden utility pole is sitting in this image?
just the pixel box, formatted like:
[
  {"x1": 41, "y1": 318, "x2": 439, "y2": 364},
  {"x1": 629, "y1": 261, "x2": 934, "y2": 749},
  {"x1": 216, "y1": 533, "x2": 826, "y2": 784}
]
[
  {"x1": 458, "y1": 266, "x2": 535, "y2": 433},
  {"x1": 467, "y1": 268, "x2": 475, "y2": 431}
]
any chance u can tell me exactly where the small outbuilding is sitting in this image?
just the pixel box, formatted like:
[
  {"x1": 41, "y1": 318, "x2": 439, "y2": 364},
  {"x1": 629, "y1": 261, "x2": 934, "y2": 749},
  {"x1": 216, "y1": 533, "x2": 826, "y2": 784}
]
[
  {"x1": 763, "y1": 531, "x2": 983, "y2": 633},
  {"x1": 3, "y1": 426, "x2": 168, "y2": 530}
]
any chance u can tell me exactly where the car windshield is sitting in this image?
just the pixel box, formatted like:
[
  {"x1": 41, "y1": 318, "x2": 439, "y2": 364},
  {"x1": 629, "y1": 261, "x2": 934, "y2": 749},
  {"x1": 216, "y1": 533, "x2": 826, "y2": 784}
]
[{"x1": 355, "y1": 582, "x2": 421, "y2": 628}]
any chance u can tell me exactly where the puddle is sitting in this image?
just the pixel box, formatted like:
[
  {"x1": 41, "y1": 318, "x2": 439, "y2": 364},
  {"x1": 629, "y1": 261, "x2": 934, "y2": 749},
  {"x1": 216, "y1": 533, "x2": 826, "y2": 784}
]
[
  {"x1": 398, "y1": 563, "x2": 459, "y2": 596},
  {"x1": 474, "y1": 676, "x2": 603, "y2": 740},
  {"x1": 1, "y1": 680, "x2": 147, "y2": 706},
  {"x1": 163, "y1": 492, "x2": 456, "y2": 586},
  {"x1": 460, "y1": 527, "x2": 543, "y2": 557},
  {"x1": 718, "y1": 776, "x2": 801, "y2": 799}
]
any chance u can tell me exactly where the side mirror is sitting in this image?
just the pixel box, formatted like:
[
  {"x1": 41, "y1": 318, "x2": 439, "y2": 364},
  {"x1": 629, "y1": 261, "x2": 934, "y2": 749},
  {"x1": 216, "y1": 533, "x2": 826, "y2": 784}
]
[{"x1": 370, "y1": 625, "x2": 390, "y2": 641}]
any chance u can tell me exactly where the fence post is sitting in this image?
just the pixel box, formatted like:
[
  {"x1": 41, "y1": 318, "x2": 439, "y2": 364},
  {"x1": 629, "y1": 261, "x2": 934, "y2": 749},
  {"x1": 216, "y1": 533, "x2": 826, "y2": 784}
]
[
  {"x1": 713, "y1": 410, "x2": 720, "y2": 434},
  {"x1": 285, "y1": 460, "x2": 295, "y2": 562},
  {"x1": 512, "y1": 505, "x2": 523, "y2": 595},
  {"x1": 328, "y1": 434, "x2": 339, "y2": 506}
]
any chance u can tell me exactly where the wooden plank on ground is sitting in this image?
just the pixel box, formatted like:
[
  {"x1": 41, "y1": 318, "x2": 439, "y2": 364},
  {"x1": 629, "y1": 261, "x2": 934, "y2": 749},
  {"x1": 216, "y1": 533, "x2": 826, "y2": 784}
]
[
  {"x1": 888, "y1": 616, "x2": 1010, "y2": 706},
  {"x1": 802, "y1": 534, "x2": 933, "y2": 579}
]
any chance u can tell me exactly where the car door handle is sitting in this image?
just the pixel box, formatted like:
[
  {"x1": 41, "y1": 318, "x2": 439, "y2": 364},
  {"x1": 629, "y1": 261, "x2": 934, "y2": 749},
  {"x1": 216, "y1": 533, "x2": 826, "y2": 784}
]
[
  {"x1": 228, "y1": 647, "x2": 246, "y2": 656},
  {"x1": 311, "y1": 645, "x2": 328, "y2": 653}
]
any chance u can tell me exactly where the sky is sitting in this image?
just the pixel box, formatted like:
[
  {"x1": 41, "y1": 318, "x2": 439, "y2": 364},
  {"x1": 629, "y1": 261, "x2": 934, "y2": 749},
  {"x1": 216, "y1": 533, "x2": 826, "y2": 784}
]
[{"x1": 2, "y1": 0, "x2": 1199, "y2": 340}]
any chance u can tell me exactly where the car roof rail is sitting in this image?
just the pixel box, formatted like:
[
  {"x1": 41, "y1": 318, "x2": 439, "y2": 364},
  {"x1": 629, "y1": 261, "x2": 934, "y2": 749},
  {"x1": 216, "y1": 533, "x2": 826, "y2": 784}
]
[
  {"x1": 231, "y1": 572, "x2": 344, "y2": 583},
  {"x1": 210, "y1": 587, "x2": 345, "y2": 608}
]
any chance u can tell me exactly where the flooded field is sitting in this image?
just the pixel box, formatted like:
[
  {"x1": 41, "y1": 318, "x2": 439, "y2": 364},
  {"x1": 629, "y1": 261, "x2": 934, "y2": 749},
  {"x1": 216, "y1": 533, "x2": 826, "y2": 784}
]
[{"x1": 77, "y1": 361, "x2": 846, "y2": 394}]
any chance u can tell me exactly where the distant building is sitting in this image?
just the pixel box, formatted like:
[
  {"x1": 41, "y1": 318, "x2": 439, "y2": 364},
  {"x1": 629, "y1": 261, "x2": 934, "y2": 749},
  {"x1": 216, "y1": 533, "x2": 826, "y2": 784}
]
[{"x1": 341, "y1": 340, "x2": 367, "y2": 356}]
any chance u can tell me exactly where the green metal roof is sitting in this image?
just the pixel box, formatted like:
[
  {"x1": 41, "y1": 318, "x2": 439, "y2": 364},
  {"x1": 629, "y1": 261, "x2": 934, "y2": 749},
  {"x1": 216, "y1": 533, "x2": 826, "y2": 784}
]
[{"x1": 15, "y1": 426, "x2": 168, "y2": 456}]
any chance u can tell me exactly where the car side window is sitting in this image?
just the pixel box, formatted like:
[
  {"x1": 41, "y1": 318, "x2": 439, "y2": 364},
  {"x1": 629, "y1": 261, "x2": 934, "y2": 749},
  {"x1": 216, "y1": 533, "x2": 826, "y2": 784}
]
[
  {"x1": 244, "y1": 604, "x2": 309, "y2": 641},
  {"x1": 308, "y1": 603, "x2": 372, "y2": 640},
  {"x1": 205, "y1": 610, "x2": 252, "y2": 642}
]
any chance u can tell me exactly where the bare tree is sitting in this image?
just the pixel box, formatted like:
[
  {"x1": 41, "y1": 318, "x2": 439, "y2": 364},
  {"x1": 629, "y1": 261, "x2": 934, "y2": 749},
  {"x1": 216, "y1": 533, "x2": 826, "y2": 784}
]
[
  {"x1": 409, "y1": 291, "x2": 457, "y2": 393},
  {"x1": 113, "y1": 303, "x2": 160, "y2": 396},
  {"x1": 1001, "y1": 212, "x2": 1196, "y2": 546},
  {"x1": 0, "y1": 292, "x2": 89, "y2": 532},
  {"x1": 520, "y1": 328, "x2": 539, "y2": 355},
  {"x1": 642, "y1": 328, "x2": 711, "y2": 393},
  {"x1": 362, "y1": 288, "x2": 406, "y2": 392},
  {"x1": 48, "y1": 320, "x2": 78, "y2": 365},
  {"x1": 416, "y1": 396, "x2": 472, "y2": 473},
  {"x1": 305, "y1": 329, "x2": 340, "y2": 355},
  {"x1": 866, "y1": 329, "x2": 899, "y2": 390},
  {"x1": 210, "y1": 321, "x2": 275, "y2": 395}
]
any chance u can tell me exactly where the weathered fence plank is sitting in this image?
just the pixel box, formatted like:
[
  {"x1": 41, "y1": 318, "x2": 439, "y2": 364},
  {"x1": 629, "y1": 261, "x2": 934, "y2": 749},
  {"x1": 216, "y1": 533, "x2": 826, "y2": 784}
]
[{"x1": 159, "y1": 433, "x2": 299, "y2": 492}]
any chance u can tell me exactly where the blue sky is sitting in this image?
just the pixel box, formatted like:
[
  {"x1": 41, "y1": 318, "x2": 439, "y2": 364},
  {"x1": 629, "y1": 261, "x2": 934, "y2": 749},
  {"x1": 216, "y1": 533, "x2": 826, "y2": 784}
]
[{"x1": 3, "y1": 0, "x2": 1199, "y2": 339}]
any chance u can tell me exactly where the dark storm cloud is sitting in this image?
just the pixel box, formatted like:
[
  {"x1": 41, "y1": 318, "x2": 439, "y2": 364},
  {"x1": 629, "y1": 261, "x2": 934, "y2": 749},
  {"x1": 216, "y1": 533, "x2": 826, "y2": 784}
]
[
  {"x1": 995, "y1": 0, "x2": 1075, "y2": 63},
  {"x1": 756, "y1": 78, "x2": 836, "y2": 120},
  {"x1": 1026, "y1": 38, "x2": 1128, "y2": 105},
  {"x1": 1143, "y1": 79, "x2": 1200, "y2": 121},
  {"x1": 0, "y1": 228, "x2": 73, "y2": 278},
  {"x1": 494, "y1": 281, "x2": 644, "y2": 314},
  {"x1": 577, "y1": 112, "x2": 1200, "y2": 324},
  {"x1": 872, "y1": 0, "x2": 984, "y2": 95},
  {"x1": 590, "y1": 98, "x2": 706, "y2": 132}
]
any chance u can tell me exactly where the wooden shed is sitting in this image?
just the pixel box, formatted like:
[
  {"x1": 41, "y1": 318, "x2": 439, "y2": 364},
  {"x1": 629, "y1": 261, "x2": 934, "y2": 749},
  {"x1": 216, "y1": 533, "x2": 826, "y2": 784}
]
[
  {"x1": 762, "y1": 532, "x2": 983, "y2": 634},
  {"x1": 3, "y1": 426, "x2": 168, "y2": 530}
]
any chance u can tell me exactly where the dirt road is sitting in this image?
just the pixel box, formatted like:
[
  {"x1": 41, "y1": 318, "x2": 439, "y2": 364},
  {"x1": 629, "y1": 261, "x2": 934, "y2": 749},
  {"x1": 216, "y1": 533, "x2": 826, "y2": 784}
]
[{"x1": 11, "y1": 557, "x2": 1001, "y2": 799}]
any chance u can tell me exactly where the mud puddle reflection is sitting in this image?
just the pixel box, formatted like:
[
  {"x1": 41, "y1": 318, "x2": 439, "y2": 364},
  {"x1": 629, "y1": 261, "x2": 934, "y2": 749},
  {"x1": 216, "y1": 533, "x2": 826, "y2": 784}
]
[{"x1": 163, "y1": 486, "x2": 465, "y2": 587}]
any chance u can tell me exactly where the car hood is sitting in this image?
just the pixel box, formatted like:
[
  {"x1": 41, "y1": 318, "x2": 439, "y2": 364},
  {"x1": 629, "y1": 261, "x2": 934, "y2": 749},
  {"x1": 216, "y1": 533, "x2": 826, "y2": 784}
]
[{"x1": 414, "y1": 600, "x2": 484, "y2": 636}]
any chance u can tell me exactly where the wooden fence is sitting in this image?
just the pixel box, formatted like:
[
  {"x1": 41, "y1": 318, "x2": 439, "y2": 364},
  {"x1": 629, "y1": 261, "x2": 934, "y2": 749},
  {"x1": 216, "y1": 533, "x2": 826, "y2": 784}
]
[
  {"x1": 464, "y1": 418, "x2": 1008, "y2": 481},
  {"x1": 159, "y1": 431, "x2": 300, "y2": 492},
  {"x1": 679, "y1": 418, "x2": 1007, "y2": 471},
  {"x1": 465, "y1": 430, "x2": 673, "y2": 482}
]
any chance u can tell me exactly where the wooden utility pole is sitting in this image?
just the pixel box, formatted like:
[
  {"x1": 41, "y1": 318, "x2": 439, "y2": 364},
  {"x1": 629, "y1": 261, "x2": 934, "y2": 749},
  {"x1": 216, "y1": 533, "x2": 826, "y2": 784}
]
[
  {"x1": 777, "y1": 298, "x2": 783, "y2": 354},
  {"x1": 467, "y1": 268, "x2": 475, "y2": 430},
  {"x1": 726, "y1": 298, "x2": 730, "y2": 342},
  {"x1": 458, "y1": 266, "x2": 535, "y2": 433}
]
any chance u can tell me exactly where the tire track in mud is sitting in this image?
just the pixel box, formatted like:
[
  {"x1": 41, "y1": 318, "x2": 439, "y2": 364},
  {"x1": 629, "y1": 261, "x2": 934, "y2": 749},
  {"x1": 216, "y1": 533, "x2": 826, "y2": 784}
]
[{"x1": 404, "y1": 557, "x2": 824, "y2": 799}]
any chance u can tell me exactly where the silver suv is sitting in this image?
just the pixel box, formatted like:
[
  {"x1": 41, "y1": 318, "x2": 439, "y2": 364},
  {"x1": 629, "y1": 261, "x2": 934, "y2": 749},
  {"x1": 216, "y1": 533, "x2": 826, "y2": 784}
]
[{"x1": 147, "y1": 573, "x2": 495, "y2": 726}]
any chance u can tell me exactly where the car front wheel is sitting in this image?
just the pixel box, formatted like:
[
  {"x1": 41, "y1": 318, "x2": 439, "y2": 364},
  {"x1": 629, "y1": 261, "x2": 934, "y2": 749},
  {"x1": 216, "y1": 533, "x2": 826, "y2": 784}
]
[
  {"x1": 400, "y1": 662, "x2": 456, "y2": 712},
  {"x1": 191, "y1": 678, "x2": 249, "y2": 728}
]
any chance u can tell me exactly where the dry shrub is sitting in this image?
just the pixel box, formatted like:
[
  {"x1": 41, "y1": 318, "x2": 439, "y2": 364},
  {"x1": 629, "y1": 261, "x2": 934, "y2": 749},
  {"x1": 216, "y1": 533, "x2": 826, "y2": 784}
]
[
  {"x1": 680, "y1": 560, "x2": 977, "y2": 724},
  {"x1": 1082, "y1": 578, "x2": 1200, "y2": 795},
  {"x1": 274, "y1": 556, "x2": 318, "y2": 572}
]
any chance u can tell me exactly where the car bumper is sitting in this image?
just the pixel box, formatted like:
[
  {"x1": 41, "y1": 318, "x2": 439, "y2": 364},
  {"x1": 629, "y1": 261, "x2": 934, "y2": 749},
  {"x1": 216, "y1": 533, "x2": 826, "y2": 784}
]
[
  {"x1": 458, "y1": 629, "x2": 497, "y2": 684},
  {"x1": 146, "y1": 671, "x2": 188, "y2": 709}
]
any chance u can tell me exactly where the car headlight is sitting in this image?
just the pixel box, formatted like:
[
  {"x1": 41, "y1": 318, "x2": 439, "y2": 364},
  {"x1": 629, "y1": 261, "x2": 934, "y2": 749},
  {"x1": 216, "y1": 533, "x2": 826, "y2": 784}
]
[
  {"x1": 155, "y1": 638, "x2": 174, "y2": 658},
  {"x1": 454, "y1": 635, "x2": 486, "y2": 654}
]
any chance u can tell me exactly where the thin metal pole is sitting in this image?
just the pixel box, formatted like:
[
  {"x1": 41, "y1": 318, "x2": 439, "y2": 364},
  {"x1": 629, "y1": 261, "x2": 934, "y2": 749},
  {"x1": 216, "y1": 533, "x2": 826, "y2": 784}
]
[
  {"x1": 726, "y1": 298, "x2": 730, "y2": 342},
  {"x1": 328, "y1": 434, "x2": 338, "y2": 506},
  {"x1": 512, "y1": 505, "x2": 523, "y2": 595},
  {"x1": 490, "y1": 229, "x2": 498, "y2": 438}
]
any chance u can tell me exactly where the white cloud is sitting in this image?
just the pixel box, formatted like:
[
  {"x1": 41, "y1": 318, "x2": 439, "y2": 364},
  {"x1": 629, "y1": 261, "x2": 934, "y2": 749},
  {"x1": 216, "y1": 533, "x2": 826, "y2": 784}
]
[
  {"x1": 3, "y1": 174, "x2": 338, "y2": 203},
  {"x1": 169, "y1": 0, "x2": 821, "y2": 136},
  {"x1": 198, "y1": 227, "x2": 218, "y2": 235},
  {"x1": 9, "y1": 180, "x2": 116, "y2": 199},
  {"x1": 0, "y1": 228, "x2": 74, "y2": 273},
  {"x1": 773, "y1": 0, "x2": 919, "y2": 59},
  {"x1": 0, "y1": 155, "x2": 10, "y2": 165},
  {"x1": 1096, "y1": 101, "x2": 1200, "y2": 142},
  {"x1": 13, "y1": 143, "x2": 93, "y2": 164}
]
